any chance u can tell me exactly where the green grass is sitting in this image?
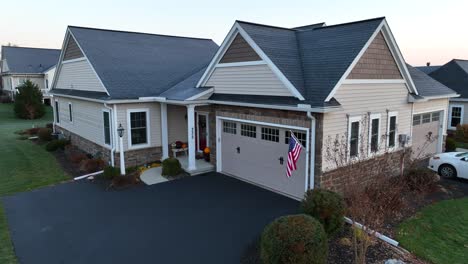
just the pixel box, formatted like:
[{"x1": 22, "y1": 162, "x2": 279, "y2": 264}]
[
  {"x1": 397, "y1": 198, "x2": 468, "y2": 264},
  {"x1": 0, "y1": 104, "x2": 69, "y2": 264}
]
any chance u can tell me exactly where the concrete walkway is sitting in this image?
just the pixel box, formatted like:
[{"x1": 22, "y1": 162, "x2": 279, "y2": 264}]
[{"x1": 139, "y1": 167, "x2": 168, "y2": 185}]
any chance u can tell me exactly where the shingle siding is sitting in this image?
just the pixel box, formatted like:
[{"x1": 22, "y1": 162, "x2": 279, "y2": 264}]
[
  {"x1": 63, "y1": 36, "x2": 84, "y2": 61},
  {"x1": 219, "y1": 33, "x2": 261, "y2": 63}
]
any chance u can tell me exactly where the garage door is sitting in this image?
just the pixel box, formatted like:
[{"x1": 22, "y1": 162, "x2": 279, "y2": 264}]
[
  {"x1": 219, "y1": 119, "x2": 308, "y2": 199},
  {"x1": 412, "y1": 111, "x2": 442, "y2": 158}
]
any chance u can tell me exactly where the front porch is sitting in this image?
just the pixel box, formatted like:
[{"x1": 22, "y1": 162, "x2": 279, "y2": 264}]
[{"x1": 178, "y1": 155, "x2": 214, "y2": 175}]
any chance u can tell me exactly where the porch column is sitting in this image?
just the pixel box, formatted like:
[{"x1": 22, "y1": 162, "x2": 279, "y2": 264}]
[
  {"x1": 160, "y1": 103, "x2": 169, "y2": 160},
  {"x1": 186, "y1": 104, "x2": 197, "y2": 171}
]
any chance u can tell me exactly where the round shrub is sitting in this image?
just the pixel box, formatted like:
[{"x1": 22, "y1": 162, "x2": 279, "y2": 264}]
[
  {"x1": 103, "y1": 166, "x2": 120, "y2": 179},
  {"x1": 260, "y1": 214, "x2": 328, "y2": 264},
  {"x1": 301, "y1": 189, "x2": 345, "y2": 236},
  {"x1": 161, "y1": 157, "x2": 182, "y2": 176},
  {"x1": 45, "y1": 139, "x2": 70, "y2": 152},
  {"x1": 38, "y1": 128, "x2": 53, "y2": 141},
  {"x1": 445, "y1": 137, "x2": 456, "y2": 152},
  {"x1": 404, "y1": 168, "x2": 438, "y2": 192}
]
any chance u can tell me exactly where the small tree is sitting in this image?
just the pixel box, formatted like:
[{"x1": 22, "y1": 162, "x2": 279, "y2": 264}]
[{"x1": 14, "y1": 80, "x2": 45, "y2": 119}]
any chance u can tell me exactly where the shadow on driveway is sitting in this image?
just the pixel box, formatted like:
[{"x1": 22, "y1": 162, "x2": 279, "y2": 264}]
[{"x1": 3, "y1": 173, "x2": 299, "y2": 264}]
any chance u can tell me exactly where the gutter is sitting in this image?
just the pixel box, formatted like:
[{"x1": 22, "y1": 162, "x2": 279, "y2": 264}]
[
  {"x1": 408, "y1": 93, "x2": 460, "y2": 102},
  {"x1": 307, "y1": 112, "x2": 316, "y2": 189}
]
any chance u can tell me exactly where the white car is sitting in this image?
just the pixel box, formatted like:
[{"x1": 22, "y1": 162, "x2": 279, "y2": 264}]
[{"x1": 429, "y1": 152, "x2": 468, "y2": 179}]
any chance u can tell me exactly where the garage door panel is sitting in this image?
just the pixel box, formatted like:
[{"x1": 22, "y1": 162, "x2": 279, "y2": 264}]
[{"x1": 412, "y1": 111, "x2": 441, "y2": 158}]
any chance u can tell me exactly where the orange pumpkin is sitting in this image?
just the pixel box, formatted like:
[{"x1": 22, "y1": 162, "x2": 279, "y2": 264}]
[
  {"x1": 204, "y1": 147, "x2": 210, "y2": 154},
  {"x1": 182, "y1": 143, "x2": 187, "y2": 149}
]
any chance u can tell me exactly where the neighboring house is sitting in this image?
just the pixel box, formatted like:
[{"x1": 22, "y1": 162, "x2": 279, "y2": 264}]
[
  {"x1": 0, "y1": 46, "x2": 60, "y2": 104},
  {"x1": 416, "y1": 63, "x2": 441, "y2": 74},
  {"x1": 425, "y1": 59, "x2": 468, "y2": 130},
  {"x1": 50, "y1": 17, "x2": 456, "y2": 200}
]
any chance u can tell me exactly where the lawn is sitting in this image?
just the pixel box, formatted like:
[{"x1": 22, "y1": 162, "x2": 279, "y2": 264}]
[
  {"x1": 397, "y1": 198, "x2": 468, "y2": 264},
  {"x1": 0, "y1": 103, "x2": 69, "y2": 264}
]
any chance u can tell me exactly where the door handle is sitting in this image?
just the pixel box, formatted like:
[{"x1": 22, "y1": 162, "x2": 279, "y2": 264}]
[
  {"x1": 236, "y1": 147, "x2": 240, "y2": 154},
  {"x1": 279, "y1": 157, "x2": 284, "y2": 165}
]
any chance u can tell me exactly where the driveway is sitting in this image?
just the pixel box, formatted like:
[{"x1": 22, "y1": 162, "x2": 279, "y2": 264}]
[{"x1": 3, "y1": 173, "x2": 299, "y2": 264}]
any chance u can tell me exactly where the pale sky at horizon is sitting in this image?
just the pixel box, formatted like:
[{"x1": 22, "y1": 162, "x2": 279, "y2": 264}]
[{"x1": 1, "y1": 0, "x2": 467, "y2": 66}]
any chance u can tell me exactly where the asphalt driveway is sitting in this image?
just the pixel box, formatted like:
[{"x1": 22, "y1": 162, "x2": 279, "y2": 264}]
[{"x1": 3, "y1": 173, "x2": 299, "y2": 264}]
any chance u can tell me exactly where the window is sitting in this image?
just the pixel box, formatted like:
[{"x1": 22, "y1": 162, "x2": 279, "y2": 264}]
[
  {"x1": 450, "y1": 106, "x2": 463, "y2": 129},
  {"x1": 431, "y1": 112, "x2": 440, "y2": 122},
  {"x1": 223, "y1": 121, "x2": 236, "y2": 134},
  {"x1": 422, "y1": 113, "x2": 431, "y2": 124},
  {"x1": 261, "y1": 127, "x2": 279, "y2": 142},
  {"x1": 129, "y1": 111, "x2": 148, "y2": 146},
  {"x1": 46, "y1": 79, "x2": 49, "y2": 89},
  {"x1": 349, "y1": 119, "x2": 360, "y2": 158},
  {"x1": 387, "y1": 112, "x2": 398, "y2": 148},
  {"x1": 369, "y1": 114, "x2": 381, "y2": 153},
  {"x1": 103, "y1": 111, "x2": 111, "y2": 145},
  {"x1": 54, "y1": 100, "x2": 60, "y2": 123},
  {"x1": 68, "y1": 103, "x2": 73, "y2": 122},
  {"x1": 240, "y1": 124, "x2": 256, "y2": 138},
  {"x1": 413, "y1": 115, "x2": 421, "y2": 126},
  {"x1": 285, "y1": 130, "x2": 307, "y2": 146}
]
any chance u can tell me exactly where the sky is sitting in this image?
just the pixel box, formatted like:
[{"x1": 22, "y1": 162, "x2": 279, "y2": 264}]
[{"x1": 1, "y1": 0, "x2": 467, "y2": 66}]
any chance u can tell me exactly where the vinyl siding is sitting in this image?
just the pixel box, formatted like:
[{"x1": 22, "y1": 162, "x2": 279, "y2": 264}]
[
  {"x1": 414, "y1": 98, "x2": 449, "y2": 134},
  {"x1": 1, "y1": 60, "x2": 9, "y2": 72},
  {"x1": 55, "y1": 59, "x2": 106, "y2": 93},
  {"x1": 167, "y1": 105, "x2": 188, "y2": 143},
  {"x1": 116, "y1": 102, "x2": 161, "y2": 151},
  {"x1": 55, "y1": 96, "x2": 109, "y2": 148},
  {"x1": 207, "y1": 64, "x2": 292, "y2": 96},
  {"x1": 322, "y1": 83, "x2": 412, "y2": 171},
  {"x1": 12, "y1": 76, "x2": 45, "y2": 90}
]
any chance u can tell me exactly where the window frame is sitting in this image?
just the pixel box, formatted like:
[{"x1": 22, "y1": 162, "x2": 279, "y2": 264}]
[
  {"x1": 285, "y1": 130, "x2": 307, "y2": 146},
  {"x1": 449, "y1": 104, "x2": 464, "y2": 130},
  {"x1": 54, "y1": 99, "x2": 60, "y2": 124},
  {"x1": 387, "y1": 111, "x2": 398, "y2": 149},
  {"x1": 223, "y1": 121, "x2": 237, "y2": 134},
  {"x1": 412, "y1": 114, "x2": 421, "y2": 126},
  {"x1": 348, "y1": 116, "x2": 362, "y2": 159},
  {"x1": 103, "y1": 109, "x2": 112, "y2": 146},
  {"x1": 368, "y1": 113, "x2": 381, "y2": 155},
  {"x1": 68, "y1": 102, "x2": 73, "y2": 123},
  {"x1": 240, "y1": 123, "x2": 256, "y2": 138},
  {"x1": 261, "y1": 127, "x2": 280, "y2": 143},
  {"x1": 126, "y1": 108, "x2": 150, "y2": 149}
]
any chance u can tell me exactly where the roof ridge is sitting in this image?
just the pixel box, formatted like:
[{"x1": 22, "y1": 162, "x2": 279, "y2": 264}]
[
  {"x1": 315, "y1": 17, "x2": 385, "y2": 30},
  {"x1": 235, "y1": 20, "x2": 295, "y2": 31},
  {"x1": 68, "y1": 25, "x2": 213, "y2": 41},
  {"x1": 1, "y1": 46, "x2": 60, "y2": 51}
]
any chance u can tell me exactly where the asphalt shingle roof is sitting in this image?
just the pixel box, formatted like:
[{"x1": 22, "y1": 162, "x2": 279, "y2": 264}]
[
  {"x1": 429, "y1": 59, "x2": 468, "y2": 98},
  {"x1": 1, "y1": 46, "x2": 60, "y2": 74},
  {"x1": 68, "y1": 26, "x2": 218, "y2": 100},
  {"x1": 415, "y1": 65, "x2": 441, "y2": 74},
  {"x1": 406, "y1": 64, "x2": 457, "y2": 97}
]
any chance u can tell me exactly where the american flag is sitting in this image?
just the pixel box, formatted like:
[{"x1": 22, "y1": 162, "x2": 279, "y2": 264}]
[{"x1": 286, "y1": 132, "x2": 303, "y2": 178}]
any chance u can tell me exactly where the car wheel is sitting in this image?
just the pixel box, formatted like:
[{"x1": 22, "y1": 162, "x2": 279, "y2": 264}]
[{"x1": 438, "y1": 164, "x2": 457, "y2": 178}]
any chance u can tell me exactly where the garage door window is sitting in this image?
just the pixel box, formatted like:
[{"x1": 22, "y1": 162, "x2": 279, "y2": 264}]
[
  {"x1": 261, "y1": 127, "x2": 279, "y2": 142},
  {"x1": 431, "y1": 112, "x2": 440, "y2": 122},
  {"x1": 422, "y1": 113, "x2": 431, "y2": 124},
  {"x1": 241, "y1": 124, "x2": 256, "y2": 138},
  {"x1": 285, "y1": 130, "x2": 306, "y2": 146},
  {"x1": 413, "y1": 115, "x2": 421, "y2": 126},
  {"x1": 223, "y1": 121, "x2": 236, "y2": 134}
]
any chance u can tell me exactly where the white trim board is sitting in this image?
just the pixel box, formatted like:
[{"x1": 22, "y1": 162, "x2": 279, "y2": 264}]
[{"x1": 126, "y1": 108, "x2": 151, "y2": 150}]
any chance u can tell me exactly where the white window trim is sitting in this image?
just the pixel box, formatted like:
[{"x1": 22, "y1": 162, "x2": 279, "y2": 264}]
[
  {"x1": 102, "y1": 109, "x2": 112, "y2": 147},
  {"x1": 348, "y1": 116, "x2": 362, "y2": 159},
  {"x1": 448, "y1": 104, "x2": 464, "y2": 130},
  {"x1": 368, "y1": 113, "x2": 381, "y2": 156},
  {"x1": 386, "y1": 111, "x2": 398, "y2": 149},
  {"x1": 54, "y1": 99, "x2": 60, "y2": 124},
  {"x1": 68, "y1": 102, "x2": 73, "y2": 124},
  {"x1": 126, "y1": 108, "x2": 151, "y2": 150}
]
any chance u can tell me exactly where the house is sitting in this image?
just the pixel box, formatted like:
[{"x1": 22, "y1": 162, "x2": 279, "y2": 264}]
[
  {"x1": 50, "y1": 17, "x2": 456, "y2": 200},
  {"x1": 424, "y1": 59, "x2": 468, "y2": 130},
  {"x1": 0, "y1": 46, "x2": 60, "y2": 104},
  {"x1": 416, "y1": 63, "x2": 441, "y2": 74}
]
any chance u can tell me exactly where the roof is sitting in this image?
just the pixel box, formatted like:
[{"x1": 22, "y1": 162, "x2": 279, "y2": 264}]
[
  {"x1": 233, "y1": 17, "x2": 385, "y2": 106},
  {"x1": 415, "y1": 65, "x2": 441, "y2": 74},
  {"x1": 1, "y1": 46, "x2": 60, "y2": 74},
  {"x1": 66, "y1": 26, "x2": 219, "y2": 100},
  {"x1": 429, "y1": 59, "x2": 468, "y2": 98},
  {"x1": 406, "y1": 64, "x2": 457, "y2": 98}
]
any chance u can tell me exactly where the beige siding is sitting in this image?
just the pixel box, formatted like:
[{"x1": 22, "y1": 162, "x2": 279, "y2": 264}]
[
  {"x1": 322, "y1": 83, "x2": 412, "y2": 171},
  {"x1": 55, "y1": 96, "x2": 109, "y2": 148},
  {"x1": 207, "y1": 64, "x2": 292, "y2": 96},
  {"x1": 12, "y1": 76, "x2": 45, "y2": 90},
  {"x1": 63, "y1": 36, "x2": 84, "y2": 61},
  {"x1": 414, "y1": 98, "x2": 449, "y2": 135},
  {"x1": 55, "y1": 59, "x2": 106, "y2": 93},
  {"x1": 116, "y1": 102, "x2": 161, "y2": 151},
  {"x1": 167, "y1": 105, "x2": 188, "y2": 143}
]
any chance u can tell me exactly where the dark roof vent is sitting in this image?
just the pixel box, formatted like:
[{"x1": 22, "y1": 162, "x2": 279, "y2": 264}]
[{"x1": 426, "y1": 62, "x2": 431, "y2": 66}]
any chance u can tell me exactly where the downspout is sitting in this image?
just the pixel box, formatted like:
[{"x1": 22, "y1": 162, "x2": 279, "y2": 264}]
[
  {"x1": 307, "y1": 111, "x2": 316, "y2": 189},
  {"x1": 104, "y1": 103, "x2": 115, "y2": 167}
]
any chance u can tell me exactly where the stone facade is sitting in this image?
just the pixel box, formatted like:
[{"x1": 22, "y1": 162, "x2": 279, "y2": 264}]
[{"x1": 56, "y1": 125, "x2": 162, "y2": 168}]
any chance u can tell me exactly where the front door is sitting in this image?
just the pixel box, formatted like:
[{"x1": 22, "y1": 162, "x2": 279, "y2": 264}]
[{"x1": 196, "y1": 113, "x2": 209, "y2": 152}]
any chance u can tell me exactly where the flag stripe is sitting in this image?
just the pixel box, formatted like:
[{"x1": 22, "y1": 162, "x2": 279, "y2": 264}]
[{"x1": 286, "y1": 132, "x2": 303, "y2": 178}]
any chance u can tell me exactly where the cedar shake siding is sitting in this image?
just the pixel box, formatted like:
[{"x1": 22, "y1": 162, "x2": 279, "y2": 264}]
[
  {"x1": 63, "y1": 36, "x2": 84, "y2": 61},
  {"x1": 347, "y1": 32, "x2": 402, "y2": 79},
  {"x1": 219, "y1": 34, "x2": 261, "y2": 63}
]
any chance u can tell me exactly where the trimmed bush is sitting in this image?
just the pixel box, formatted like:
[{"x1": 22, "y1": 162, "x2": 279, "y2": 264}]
[
  {"x1": 161, "y1": 157, "x2": 182, "y2": 176},
  {"x1": 446, "y1": 137, "x2": 457, "y2": 152},
  {"x1": 403, "y1": 168, "x2": 438, "y2": 192},
  {"x1": 103, "y1": 166, "x2": 120, "y2": 179},
  {"x1": 301, "y1": 189, "x2": 345, "y2": 236},
  {"x1": 13, "y1": 80, "x2": 45, "y2": 119},
  {"x1": 45, "y1": 139, "x2": 69, "y2": 152},
  {"x1": 38, "y1": 128, "x2": 53, "y2": 141},
  {"x1": 261, "y1": 214, "x2": 328, "y2": 264},
  {"x1": 79, "y1": 158, "x2": 105, "y2": 173}
]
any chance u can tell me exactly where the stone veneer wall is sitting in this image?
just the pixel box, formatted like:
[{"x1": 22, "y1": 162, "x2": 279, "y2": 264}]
[{"x1": 56, "y1": 125, "x2": 162, "y2": 168}]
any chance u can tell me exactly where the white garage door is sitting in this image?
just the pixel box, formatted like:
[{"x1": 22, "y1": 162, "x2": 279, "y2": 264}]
[
  {"x1": 412, "y1": 111, "x2": 442, "y2": 158},
  {"x1": 218, "y1": 118, "x2": 308, "y2": 200}
]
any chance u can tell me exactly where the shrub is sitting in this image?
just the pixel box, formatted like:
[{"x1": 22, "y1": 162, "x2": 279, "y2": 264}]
[
  {"x1": 45, "y1": 139, "x2": 70, "y2": 152},
  {"x1": 79, "y1": 158, "x2": 105, "y2": 173},
  {"x1": 38, "y1": 128, "x2": 53, "y2": 141},
  {"x1": 260, "y1": 214, "x2": 328, "y2": 264},
  {"x1": 68, "y1": 152, "x2": 88, "y2": 164},
  {"x1": 161, "y1": 157, "x2": 182, "y2": 176},
  {"x1": 301, "y1": 189, "x2": 345, "y2": 236},
  {"x1": 13, "y1": 80, "x2": 45, "y2": 119},
  {"x1": 446, "y1": 137, "x2": 457, "y2": 152},
  {"x1": 403, "y1": 168, "x2": 438, "y2": 192},
  {"x1": 103, "y1": 166, "x2": 120, "y2": 179}
]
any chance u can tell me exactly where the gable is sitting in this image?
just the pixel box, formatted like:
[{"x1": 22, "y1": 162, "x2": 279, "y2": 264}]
[
  {"x1": 63, "y1": 36, "x2": 84, "y2": 61},
  {"x1": 1, "y1": 60, "x2": 8, "y2": 72},
  {"x1": 55, "y1": 58, "x2": 106, "y2": 93},
  {"x1": 347, "y1": 32, "x2": 402, "y2": 79},
  {"x1": 219, "y1": 33, "x2": 261, "y2": 63}
]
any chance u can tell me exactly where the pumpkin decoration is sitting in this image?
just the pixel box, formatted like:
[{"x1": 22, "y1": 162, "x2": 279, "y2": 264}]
[
  {"x1": 204, "y1": 147, "x2": 210, "y2": 154},
  {"x1": 182, "y1": 143, "x2": 187, "y2": 149}
]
